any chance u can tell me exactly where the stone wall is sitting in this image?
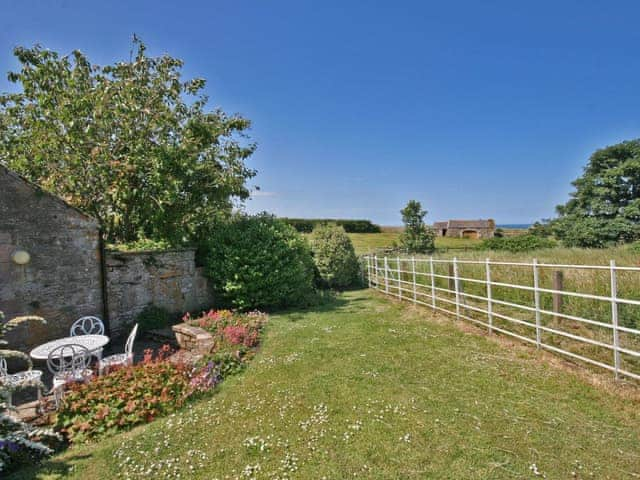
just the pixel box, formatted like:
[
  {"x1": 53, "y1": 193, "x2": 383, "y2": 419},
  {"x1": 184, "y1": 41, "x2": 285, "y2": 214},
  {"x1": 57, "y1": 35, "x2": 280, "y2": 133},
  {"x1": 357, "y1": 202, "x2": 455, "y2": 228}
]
[
  {"x1": 0, "y1": 166, "x2": 104, "y2": 350},
  {"x1": 445, "y1": 227, "x2": 494, "y2": 239},
  {"x1": 1, "y1": 165, "x2": 215, "y2": 348},
  {"x1": 105, "y1": 249, "x2": 214, "y2": 334}
]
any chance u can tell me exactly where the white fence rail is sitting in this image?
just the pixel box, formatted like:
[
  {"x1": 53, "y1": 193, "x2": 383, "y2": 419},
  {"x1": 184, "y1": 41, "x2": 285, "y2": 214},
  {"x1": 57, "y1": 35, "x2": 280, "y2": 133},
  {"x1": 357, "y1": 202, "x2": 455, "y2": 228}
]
[{"x1": 363, "y1": 255, "x2": 640, "y2": 381}]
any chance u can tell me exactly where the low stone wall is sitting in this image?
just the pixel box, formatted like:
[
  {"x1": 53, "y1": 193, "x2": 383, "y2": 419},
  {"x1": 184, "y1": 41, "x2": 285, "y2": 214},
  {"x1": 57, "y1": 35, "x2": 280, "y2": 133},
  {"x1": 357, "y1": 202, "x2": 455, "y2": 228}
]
[
  {"x1": 172, "y1": 323, "x2": 215, "y2": 354},
  {"x1": 106, "y1": 249, "x2": 214, "y2": 334}
]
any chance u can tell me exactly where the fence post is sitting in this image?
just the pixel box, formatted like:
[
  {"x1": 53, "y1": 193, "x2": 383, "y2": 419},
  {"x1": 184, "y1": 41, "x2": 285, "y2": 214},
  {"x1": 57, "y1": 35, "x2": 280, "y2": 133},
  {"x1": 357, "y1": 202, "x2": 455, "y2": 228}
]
[
  {"x1": 367, "y1": 256, "x2": 372, "y2": 288},
  {"x1": 429, "y1": 256, "x2": 436, "y2": 310},
  {"x1": 411, "y1": 256, "x2": 417, "y2": 303},
  {"x1": 453, "y1": 257, "x2": 460, "y2": 320},
  {"x1": 485, "y1": 258, "x2": 493, "y2": 334},
  {"x1": 610, "y1": 260, "x2": 621, "y2": 379},
  {"x1": 397, "y1": 256, "x2": 402, "y2": 299},
  {"x1": 448, "y1": 264, "x2": 455, "y2": 291},
  {"x1": 384, "y1": 257, "x2": 389, "y2": 294},
  {"x1": 374, "y1": 255, "x2": 379, "y2": 289},
  {"x1": 552, "y1": 271, "x2": 563, "y2": 322},
  {"x1": 533, "y1": 258, "x2": 542, "y2": 349}
]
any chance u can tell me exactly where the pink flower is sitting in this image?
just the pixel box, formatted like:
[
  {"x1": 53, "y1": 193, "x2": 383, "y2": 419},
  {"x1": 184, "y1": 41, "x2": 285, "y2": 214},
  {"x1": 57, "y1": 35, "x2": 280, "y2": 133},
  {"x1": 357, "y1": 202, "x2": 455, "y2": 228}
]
[{"x1": 223, "y1": 325, "x2": 249, "y2": 345}]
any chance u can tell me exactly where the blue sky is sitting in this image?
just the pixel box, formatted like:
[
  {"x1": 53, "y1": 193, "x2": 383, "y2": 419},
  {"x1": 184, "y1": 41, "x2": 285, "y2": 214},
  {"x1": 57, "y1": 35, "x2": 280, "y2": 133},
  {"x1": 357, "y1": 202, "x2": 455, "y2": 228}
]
[{"x1": 2, "y1": 1, "x2": 640, "y2": 225}]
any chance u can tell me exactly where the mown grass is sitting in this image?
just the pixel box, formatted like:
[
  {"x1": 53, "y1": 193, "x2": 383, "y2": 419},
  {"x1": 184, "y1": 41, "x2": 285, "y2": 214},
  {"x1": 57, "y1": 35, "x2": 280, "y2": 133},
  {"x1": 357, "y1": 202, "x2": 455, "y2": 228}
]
[{"x1": 13, "y1": 289, "x2": 640, "y2": 479}]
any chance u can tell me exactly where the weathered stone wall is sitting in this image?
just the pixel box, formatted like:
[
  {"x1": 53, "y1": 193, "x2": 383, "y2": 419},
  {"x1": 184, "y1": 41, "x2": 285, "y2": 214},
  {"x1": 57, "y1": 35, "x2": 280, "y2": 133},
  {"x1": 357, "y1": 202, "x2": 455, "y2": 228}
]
[
  {"x1": 0, "y1": 166, "x2": 104, "y2": 350},
  {"x1": 105, "y1": 249, "x2": 214, "y2": 334},
  {"x1": 445, "y1": 228, "x2": 494, "y2": 239}
]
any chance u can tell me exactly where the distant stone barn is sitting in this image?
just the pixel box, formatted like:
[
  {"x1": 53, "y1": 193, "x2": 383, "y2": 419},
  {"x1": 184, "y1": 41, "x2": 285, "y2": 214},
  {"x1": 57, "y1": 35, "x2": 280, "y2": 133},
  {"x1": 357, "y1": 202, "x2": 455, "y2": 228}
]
[{"x1": 433, "y1": 219, "x2": 496, "y2": 239}]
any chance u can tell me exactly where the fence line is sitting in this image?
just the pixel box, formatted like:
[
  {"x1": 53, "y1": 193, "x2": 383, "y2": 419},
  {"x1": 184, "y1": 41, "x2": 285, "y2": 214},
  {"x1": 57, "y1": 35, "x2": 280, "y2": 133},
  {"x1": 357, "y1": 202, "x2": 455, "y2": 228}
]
[{"x1": 364, "y1": 255, "x2": 640, "y2": 381}]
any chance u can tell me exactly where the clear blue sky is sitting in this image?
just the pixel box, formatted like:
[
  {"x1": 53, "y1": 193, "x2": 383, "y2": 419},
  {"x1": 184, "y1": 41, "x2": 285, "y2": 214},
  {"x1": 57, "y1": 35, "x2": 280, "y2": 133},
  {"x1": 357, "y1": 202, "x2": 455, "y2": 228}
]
[{"x1": 2, "y1": 1, "x2": 640, "y2": 225}]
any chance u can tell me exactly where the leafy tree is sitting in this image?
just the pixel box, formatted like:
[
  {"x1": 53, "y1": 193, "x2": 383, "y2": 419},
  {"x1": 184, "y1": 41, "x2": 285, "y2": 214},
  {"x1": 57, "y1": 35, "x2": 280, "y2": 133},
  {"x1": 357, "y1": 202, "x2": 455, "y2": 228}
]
[
  {"x1": 552, "y1": 140, "x2": 640, "y2": 247},
  {"x1": 0, "y1": 38, "x2": 256, "y2": 244},
  {"x1": 202, "y1": 214, "x2": 316, "y2": 309},
  {"x1": 399, "y1": 200, "x2": 435, "y2": 253},
  {"x1": 310, "y1": 223, "x2": 360, "y2": 289}
]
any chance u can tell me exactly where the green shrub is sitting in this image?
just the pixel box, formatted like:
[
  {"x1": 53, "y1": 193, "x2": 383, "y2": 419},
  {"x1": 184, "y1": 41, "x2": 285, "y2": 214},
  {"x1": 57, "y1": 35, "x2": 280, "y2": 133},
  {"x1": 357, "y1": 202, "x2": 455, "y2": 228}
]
[
  {"x1": 202, "y1": 214, "x2": 316, "y2": 309},
  {"x1": 528, "y1": 220, "x2": 553, "y2": 237},
  {"x1": 552, "y1": 216, "x2": 640, "y2": 248},
  {"x1": 310, "y1": 224, "x2": 360, "y2": 289},
  {"x1": 481, "y1": 234, "x2": 557, "y2": 252},
  {"x1": 135, "y1": 305, "x2": 172, "y2": 332},
  {"x1": 106, "y1": 238, "x2": 172, "y2": 252}
]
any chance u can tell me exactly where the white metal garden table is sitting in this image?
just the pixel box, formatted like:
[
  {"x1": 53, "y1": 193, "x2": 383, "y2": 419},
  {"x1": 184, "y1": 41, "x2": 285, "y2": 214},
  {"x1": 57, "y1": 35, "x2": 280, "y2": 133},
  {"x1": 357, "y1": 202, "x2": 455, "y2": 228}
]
[{"x1": 29, "y1": 334, "x2": 110, "y2": 361}]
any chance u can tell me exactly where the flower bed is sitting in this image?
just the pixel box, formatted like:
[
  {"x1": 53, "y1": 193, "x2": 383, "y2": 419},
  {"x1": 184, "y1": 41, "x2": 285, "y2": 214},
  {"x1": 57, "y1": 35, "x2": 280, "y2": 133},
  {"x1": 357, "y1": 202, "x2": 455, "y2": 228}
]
[
  {"x1": 183, "y1": 309, "x2": 268, "y2": 358},
  {"x1": 53, "y1": 346, "x2": 218, "y2": 442},
  {"x1": 51, "y1": 310, "x2": 268, "y2": 444}
]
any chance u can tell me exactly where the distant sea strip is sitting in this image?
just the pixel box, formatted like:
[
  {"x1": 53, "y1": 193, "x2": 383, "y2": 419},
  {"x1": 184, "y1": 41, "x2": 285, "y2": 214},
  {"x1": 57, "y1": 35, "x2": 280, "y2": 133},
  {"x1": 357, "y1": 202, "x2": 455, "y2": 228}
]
[{"x1": 498, "y1": 224, "x2": 532, "y2": 229}]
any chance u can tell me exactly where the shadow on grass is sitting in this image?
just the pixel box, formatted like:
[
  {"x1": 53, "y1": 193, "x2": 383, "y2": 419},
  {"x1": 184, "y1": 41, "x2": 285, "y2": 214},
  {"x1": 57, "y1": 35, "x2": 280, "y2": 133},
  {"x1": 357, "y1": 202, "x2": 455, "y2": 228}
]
[{"x1": 7, "y1": 453, "x2": 93, "y2": 480}]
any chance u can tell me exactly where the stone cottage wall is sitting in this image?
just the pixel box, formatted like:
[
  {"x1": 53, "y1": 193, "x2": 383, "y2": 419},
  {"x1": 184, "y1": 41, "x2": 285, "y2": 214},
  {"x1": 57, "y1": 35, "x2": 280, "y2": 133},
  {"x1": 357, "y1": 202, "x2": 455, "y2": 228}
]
[
  {"x1": 446, "y1": 227, "x2": 494, "y2": 239},
  {"x1": 105, "y1": 249, "x2": 214, "y2": 334},
  {"x1": 0, "y1": 167, "x2": 104, "y2": 350}
]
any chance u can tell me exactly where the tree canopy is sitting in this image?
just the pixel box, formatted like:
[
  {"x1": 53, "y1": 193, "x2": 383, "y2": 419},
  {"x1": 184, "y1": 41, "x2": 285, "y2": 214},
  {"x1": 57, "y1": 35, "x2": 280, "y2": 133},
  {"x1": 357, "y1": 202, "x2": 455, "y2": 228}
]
[
  {"x1": 552, "y1": 140, "x2": 640, "y2": 247},
  {"x1": 0, "y1": 38, "x2": 256, "y2": 244}
]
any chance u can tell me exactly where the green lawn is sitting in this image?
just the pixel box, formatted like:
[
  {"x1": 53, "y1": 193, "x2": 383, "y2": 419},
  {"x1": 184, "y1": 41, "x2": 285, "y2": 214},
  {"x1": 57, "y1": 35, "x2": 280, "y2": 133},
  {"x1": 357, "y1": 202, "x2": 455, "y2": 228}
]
[{"x1": 13, "y1": 290, "x2": 640, "y2": 479}]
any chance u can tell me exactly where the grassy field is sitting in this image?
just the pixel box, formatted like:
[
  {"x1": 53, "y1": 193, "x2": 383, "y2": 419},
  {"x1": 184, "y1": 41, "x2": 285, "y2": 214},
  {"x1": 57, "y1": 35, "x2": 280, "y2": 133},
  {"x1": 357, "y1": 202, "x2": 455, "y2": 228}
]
[
  {"x1": 14, "y1": 289, "x2": 640, "y2": 479},
  {"x1": 348, "y1": 229, "x2": 482, "y2": 255}
]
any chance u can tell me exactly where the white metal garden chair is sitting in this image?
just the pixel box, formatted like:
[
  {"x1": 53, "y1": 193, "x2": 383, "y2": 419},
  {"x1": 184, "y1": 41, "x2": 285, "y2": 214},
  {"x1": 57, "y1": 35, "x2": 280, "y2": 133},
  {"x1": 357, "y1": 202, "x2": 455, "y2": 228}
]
[
  {"x1": 0, "y1": 356, "x2": 43, "y2": 408},
  {"x1": 98, "y1": 323, "x2": 138, "y2": 376},
  {"x1": 70, "y1": 315, "x2": 105, "y2": 360},
  {"x1": 46, "y1": 344, "x2": 93, "y2": 408}
]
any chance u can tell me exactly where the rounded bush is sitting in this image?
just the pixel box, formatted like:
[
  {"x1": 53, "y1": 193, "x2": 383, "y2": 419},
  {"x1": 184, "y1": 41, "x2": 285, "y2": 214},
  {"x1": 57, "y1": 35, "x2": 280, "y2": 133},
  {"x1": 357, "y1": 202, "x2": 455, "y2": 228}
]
[
  {"x1": 203, "y1": 214, "x2": 316, "y2": 309},
  {"x1": 310, "y1": 223, "x2": 360, "y2": 289}
]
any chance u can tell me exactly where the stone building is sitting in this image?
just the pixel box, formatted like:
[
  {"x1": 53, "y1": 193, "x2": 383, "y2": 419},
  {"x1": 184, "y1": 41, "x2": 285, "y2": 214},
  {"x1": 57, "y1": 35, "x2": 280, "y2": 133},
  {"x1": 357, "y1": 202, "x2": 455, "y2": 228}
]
[
  {"x1": 433, "y1": 219, "x2": 496, "y2": 239},
  {"x1": 0, "y1": 164, "x2": 214, "y2": 349},
  {"x1": 0, "y1": 164, "x2": 105, "y2": 349}
]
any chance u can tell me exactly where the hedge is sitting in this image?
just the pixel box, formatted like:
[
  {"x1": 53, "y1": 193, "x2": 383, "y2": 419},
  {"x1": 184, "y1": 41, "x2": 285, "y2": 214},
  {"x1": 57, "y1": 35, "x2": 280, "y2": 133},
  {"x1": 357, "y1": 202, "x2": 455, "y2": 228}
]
[{"x1": 282, "y1": 218, "x2": 381, "y2": 233}]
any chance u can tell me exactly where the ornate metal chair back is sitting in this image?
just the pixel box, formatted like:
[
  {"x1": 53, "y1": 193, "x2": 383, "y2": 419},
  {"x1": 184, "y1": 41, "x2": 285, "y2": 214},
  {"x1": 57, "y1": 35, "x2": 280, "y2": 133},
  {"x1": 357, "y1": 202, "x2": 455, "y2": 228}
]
[
  {"x1": 70, "y1": 316, "x2": 105, "y2": 336},
  {"x1": 47, "y1": 344, "x2": 91, "y2": 376}
]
